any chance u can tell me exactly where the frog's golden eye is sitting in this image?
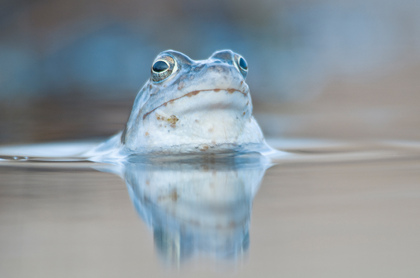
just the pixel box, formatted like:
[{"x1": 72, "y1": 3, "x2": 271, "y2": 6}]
[
  {"x1": 151, "y1": 56, "x2": 176, "y2": 82},
  {"x1": 235, "y1": 55, "x2": 248, "y2": 78}
]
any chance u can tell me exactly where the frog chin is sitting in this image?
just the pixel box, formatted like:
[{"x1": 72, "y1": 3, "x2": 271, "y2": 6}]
[{"x1": 132, "y1": 89, "x2": 264, "y2": 153}]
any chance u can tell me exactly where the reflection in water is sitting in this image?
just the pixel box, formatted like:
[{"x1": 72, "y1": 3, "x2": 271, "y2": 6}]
[{"x1": 108, "y1": 154, "x2": 271, "y2": 265}]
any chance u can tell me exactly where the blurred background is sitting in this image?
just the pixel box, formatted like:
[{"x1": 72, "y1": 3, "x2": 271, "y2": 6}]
[{"x1": 0, "y1": 0, "x2": 419, "y2": 144}]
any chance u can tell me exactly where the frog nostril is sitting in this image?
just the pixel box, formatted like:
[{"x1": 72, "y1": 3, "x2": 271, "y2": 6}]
[{"x1": 192, "y1": 64, "x2": 206, "y2": 72}]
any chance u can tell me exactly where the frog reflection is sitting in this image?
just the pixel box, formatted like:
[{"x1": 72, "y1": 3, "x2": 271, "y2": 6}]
[{"x1": 113, "y1": 153, "x2": 271, "y2": 264}]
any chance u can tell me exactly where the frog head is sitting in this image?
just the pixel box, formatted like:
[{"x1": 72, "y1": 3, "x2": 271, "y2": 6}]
[{"x1": 122, "y1": 50, "x2": 264, "y2": 154}]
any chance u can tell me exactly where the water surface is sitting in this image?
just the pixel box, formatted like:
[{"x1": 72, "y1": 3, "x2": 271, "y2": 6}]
[{"x1": 1, "y1": 140, "x2": 420, "y2": 277}]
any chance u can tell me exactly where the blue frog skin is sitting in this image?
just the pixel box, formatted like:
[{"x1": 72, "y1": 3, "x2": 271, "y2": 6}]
[{"x1": 87, "y1": 50, "x2": 271, "y2": 159}]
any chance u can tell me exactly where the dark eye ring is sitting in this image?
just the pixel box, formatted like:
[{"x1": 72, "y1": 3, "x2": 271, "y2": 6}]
[{"x1": 151, "y1": 56, "x2": 176, "y2": 82}]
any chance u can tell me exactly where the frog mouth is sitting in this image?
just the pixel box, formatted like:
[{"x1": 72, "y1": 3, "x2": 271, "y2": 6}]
[{"x1": 143, "y1": 88, "x2": 247, "y2": 120}]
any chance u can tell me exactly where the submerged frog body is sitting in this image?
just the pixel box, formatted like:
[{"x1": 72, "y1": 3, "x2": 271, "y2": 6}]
[{"x1": 88, "y1": 50, "x2": 270, "y2": 158}]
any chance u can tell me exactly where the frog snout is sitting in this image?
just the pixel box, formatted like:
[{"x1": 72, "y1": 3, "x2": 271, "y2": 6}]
[
  {"x1": 206, "y1": 64, "x2": 232, "y2": 75},
  {"x1": 196, "y1": 64, "x2": 241, "y2": 82}
]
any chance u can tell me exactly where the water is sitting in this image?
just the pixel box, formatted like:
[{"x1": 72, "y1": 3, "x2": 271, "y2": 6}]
[{"x1": 1, "y1": 139, "x2": 420, "y2": 277}]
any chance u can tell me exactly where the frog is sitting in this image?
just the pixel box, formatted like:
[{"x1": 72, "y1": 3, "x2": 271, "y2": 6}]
[{"x1": 87, "y1": 49, "x2": 271, "y2": 159}]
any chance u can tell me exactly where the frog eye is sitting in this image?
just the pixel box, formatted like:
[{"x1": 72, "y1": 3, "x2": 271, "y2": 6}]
[
  {"x1": 235, "y1": 55, "x2": 248, "y2": 78},
  {"x1": 152, "y1": 60, "x2": 169, "y2": 72},
  {"x1": 151, "y1": 56, "x2": 176, "y2": 82}
]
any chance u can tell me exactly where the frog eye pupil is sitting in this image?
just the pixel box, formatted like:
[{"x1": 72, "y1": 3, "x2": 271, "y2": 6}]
[
  {"x1": 238, "y1": 57, "x2": 248, "y2": 70},
  {"x1": 152, "y1": 60, "x2": 169, "y2": 73}
]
